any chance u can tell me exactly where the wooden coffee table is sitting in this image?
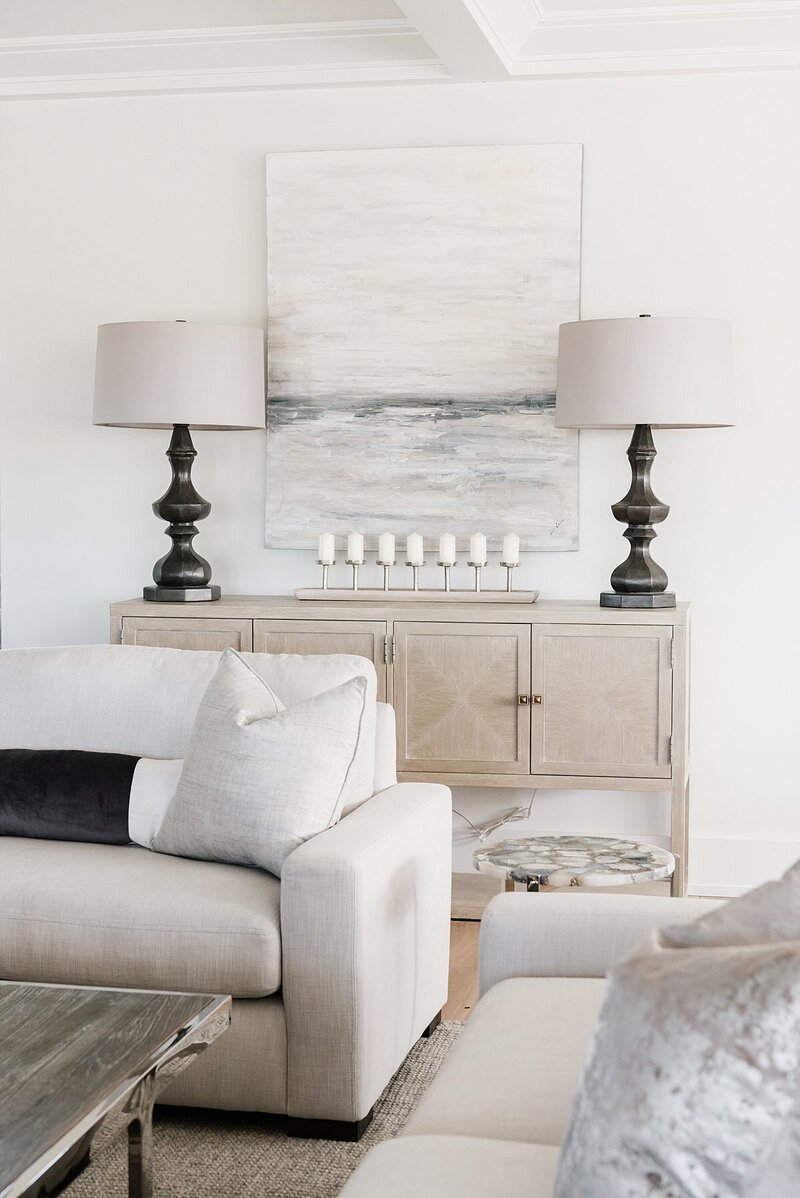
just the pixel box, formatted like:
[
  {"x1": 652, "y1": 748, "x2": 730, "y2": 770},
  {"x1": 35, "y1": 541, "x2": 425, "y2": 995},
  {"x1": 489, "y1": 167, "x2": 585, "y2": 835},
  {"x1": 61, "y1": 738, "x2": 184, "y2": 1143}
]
[{"x1": 0, "y1": 981, "x2": 230, "y2": 1198}]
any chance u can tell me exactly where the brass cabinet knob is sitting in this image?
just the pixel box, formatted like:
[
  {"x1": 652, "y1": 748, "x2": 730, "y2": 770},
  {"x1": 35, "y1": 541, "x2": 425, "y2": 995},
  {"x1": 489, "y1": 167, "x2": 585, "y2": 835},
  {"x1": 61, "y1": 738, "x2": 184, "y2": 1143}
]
[
  {"x1": 532, "y1": 695, "x2": 543, "y2": 704},
  {"x1": 518, "y1": 694, "x2": 529, "y2": 705}
]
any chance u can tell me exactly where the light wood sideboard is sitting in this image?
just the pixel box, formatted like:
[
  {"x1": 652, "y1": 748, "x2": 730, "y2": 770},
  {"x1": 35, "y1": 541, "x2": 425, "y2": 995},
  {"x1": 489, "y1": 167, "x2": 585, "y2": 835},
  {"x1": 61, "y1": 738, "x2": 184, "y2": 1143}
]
[{"x1": 110, "y1": 597, "x2": 691, "y2": 896}]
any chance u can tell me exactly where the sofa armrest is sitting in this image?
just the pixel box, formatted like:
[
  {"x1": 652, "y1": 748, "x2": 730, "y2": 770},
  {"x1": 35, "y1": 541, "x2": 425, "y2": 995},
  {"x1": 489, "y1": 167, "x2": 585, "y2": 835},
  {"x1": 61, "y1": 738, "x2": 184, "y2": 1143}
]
[
  {"x1": 281, "y1": 782, "x2": 452, "y2": 1123},
  {"x1": 479, "y1": 892, "x2": 726, "y2": 996}
]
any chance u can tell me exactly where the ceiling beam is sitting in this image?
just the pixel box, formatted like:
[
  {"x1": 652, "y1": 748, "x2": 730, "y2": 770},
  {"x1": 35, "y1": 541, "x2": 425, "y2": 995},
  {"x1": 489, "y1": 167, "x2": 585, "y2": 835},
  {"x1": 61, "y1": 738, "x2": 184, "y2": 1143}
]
[{"x1": 395, "y1": 0, "x2": 534, "y2": 80}]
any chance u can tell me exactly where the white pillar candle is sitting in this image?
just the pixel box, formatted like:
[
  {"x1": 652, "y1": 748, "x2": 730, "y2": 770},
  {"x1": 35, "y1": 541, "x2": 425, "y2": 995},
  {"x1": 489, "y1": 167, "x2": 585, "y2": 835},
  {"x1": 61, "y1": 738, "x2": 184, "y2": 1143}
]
[
  {"x1": 469, "y1": 533, "x2": 487, "y2": 564},
  {"x1": 439, "y1": 533, "x2": 456, "y2": 565},
  {"x1": 377, "y1": 532, "x2": 395, "y2": 564},
  {"x1": 318, "y1": 533, "x2": 335, "y2": 565},
  {"x1": 406, "y1": 533, "x2": 424, "y2": 565},
  {"x1": 502, "y1": 533, "x2": 520, "y2": 564},
  {"x1": 347, "y1": 532, "x2": 365, "y2": 562}
]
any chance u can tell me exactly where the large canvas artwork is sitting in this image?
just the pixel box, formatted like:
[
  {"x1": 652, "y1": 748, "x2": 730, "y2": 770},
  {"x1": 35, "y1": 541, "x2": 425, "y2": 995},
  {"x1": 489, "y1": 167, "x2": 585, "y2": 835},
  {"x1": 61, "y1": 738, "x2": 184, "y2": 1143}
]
[{"x1": 265, "y1": 144, "x2": 582, "y2": 551}]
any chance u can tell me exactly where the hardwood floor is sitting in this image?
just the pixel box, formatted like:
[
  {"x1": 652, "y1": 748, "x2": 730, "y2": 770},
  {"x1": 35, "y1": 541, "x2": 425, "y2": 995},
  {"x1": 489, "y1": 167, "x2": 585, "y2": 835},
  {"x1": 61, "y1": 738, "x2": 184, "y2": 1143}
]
[{"x1": 443, "y1": 920, "x2": 480, "y2": 1021}]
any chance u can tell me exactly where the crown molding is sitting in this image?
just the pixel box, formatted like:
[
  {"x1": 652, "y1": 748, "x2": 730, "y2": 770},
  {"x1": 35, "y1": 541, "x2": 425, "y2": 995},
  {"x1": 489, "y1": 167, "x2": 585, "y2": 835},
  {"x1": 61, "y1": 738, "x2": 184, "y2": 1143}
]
[
  {"x1": 534, "y1": 2, "x2": 800, "y2": 26},
  {"x1": 1, "y1": 0, "x2": 799, "y2": 97},
  {"x1": 0, "y1": 19, "x2": 416, "y2": 54},
  {"x1": 0, "y1": 18, "x2": 447, "y2": 98},
  {"x1": 511, "y1": 42, "x2": 800, "y2": 75},
  {"x1": 0, "y1": 60, "x2": 449, "y2": 101}
]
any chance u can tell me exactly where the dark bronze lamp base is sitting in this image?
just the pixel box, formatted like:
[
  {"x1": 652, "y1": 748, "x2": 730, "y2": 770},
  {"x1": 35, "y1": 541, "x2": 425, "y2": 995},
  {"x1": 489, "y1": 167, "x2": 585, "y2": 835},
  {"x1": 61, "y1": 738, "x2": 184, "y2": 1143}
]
[
  {"x1": 602, "y1": 423, "x2": 677, "y2": 611},
  {"x1": 600, "y1": 591, "x2": 676, "y2": 609},
  {"x1": 143, "y1": 585, "x2": 221, "y2": 603},
  {"x1": 145, "y1": 424, "x2": 221, "y2": 604}
]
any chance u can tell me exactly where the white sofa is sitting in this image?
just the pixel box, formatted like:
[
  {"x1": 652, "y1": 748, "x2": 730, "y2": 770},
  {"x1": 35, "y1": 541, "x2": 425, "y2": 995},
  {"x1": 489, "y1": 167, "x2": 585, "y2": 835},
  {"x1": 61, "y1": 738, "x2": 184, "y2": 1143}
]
[
  {"x1": 0, "y1": 645, "x2": 452, "y2": 1140},
  {"x1": 341, "y1": 890, "x2": 724, "y2": 1193}
]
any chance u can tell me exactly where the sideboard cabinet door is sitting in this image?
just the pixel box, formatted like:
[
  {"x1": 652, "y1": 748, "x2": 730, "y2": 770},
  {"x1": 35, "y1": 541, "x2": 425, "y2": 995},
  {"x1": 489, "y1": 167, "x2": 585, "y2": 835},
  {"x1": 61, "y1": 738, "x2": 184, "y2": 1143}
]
[
  {"x1": 393, "y1": 621, "x2": 531, "y2": 775},
  {"x1": 531, "y1": 624, "x2": 673, "y2": 779},
  {"x1": 120, "y1": 617, "x2": 253, "y2": 652},
  {"x1": 253, "y1": 619, "x2": 388, "y2": 700}
]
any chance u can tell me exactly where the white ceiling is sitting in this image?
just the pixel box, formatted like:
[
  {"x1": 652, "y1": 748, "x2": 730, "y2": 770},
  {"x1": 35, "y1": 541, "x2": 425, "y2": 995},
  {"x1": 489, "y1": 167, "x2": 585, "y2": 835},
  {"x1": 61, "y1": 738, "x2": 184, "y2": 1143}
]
[{"x1": 1, "y1": 0, "x2": 799, "y2": 99}]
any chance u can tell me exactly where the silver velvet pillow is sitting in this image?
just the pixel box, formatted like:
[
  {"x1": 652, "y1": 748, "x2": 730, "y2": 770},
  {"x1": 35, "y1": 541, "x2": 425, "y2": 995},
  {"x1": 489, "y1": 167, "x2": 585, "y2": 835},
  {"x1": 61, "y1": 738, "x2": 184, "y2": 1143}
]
[
  {"x1": 153, "y1": 649, "x2": 368, "y2": 877},
  {"x1": 657, "y1": 860, "x2": 800, "y2": 951},
  {"x1": 554, "y1": 938, "x2": 800, "y2": 1198}
]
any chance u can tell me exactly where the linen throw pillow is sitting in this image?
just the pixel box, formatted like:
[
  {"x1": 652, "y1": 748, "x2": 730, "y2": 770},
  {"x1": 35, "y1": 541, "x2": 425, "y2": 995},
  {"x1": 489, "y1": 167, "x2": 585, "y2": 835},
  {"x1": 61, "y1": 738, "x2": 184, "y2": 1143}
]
[{"x1": 153, "y1": 649, "x2": 368, "y2": 877}]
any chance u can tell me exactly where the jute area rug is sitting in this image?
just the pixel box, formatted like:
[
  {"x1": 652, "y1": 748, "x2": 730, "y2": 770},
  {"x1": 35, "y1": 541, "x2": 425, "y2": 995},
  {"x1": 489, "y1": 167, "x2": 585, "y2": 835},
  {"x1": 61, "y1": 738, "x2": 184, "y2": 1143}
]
[{"x1": 66, "y1": 1021, "x2": 462, "y2": 1198}]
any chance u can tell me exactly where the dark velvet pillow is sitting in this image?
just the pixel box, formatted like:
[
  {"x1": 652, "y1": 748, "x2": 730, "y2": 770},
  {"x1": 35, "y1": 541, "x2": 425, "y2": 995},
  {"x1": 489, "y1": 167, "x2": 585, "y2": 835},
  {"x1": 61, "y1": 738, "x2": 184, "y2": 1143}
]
[{"x1": 0, "y1": 749, "x2": 139, "y2": 844}]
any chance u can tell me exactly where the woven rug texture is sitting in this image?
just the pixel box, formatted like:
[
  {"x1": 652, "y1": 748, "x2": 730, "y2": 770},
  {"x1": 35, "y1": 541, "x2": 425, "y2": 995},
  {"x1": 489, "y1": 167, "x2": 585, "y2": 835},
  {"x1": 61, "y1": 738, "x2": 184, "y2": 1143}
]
[{"x1": 65, "y1": 1020, "x2": 462, "y2": 1198}]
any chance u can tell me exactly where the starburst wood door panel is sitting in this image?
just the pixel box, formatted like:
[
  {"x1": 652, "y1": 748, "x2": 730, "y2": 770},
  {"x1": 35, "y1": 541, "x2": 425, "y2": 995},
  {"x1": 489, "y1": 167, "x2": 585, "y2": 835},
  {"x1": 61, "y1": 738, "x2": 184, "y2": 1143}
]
[
  {"x1": 393, "y1": 622, "x2": 531, "y2": 774},
  {"x1": 253, "y1": 619, "x2": 387, "y2": 700},
  {"x1": 531, "y1": 625, "x2": 673, "y2": 778}
]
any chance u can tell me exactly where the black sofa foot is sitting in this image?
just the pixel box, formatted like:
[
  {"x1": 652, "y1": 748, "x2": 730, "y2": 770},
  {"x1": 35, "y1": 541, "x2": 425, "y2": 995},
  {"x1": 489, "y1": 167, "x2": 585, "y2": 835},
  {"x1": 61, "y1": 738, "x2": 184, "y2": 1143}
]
[
  {"x1": 286, "y1": 1108, "x2": 374, "y2": 1142},
  {"x1": 421, "y1": 1010, "x2": 442, "y2": 1038}
]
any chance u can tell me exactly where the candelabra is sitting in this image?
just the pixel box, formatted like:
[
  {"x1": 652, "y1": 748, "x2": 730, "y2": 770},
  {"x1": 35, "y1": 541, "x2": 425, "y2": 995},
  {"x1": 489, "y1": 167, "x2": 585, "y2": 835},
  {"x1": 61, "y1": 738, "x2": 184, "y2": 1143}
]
[{"x1": 301, "y1": 533, "x2": 536, "y2": 603}]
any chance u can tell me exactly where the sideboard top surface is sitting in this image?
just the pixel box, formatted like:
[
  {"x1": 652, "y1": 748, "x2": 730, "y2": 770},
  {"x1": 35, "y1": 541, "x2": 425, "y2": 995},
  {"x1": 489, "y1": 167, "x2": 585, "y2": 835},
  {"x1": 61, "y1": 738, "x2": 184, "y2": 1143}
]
[{"x1": 111, "y1": 596, "x2": 690, "y2": 626}]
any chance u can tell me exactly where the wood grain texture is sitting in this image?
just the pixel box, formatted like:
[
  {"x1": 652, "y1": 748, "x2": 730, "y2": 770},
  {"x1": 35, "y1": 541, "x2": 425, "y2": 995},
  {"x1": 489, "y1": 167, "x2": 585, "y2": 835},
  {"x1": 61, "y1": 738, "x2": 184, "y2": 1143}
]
[
  {"x1": 531, "y1": 624, "x2": 672, "y2": 779},
  {"x1": 111, "y1": 597, "x2": 691, "y2": 627},
  {"x1": 451, "y1": 872, "x2": 503, "y2": 920},
  {"x1": 0, "y1": 983, "x2": 229, "y2": 1198},
  {"x1": 444, "y1": 921, "x2": 481, "y2": 1021},
  {"x1": 120, "y1": 617, "x2": 253, "y2": 652},
  {"x1": 393, "y1": 622, "x2": 531, "y2": 774},
  {"x1": 253, "y1": 619, "x2": 387, "y2": 700}
]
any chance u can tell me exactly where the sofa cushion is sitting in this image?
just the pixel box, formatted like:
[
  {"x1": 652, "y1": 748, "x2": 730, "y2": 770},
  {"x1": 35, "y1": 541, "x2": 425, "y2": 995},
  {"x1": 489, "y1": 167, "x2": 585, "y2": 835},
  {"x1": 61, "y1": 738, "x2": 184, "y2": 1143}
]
[
  {"x1": 0, "y1": 644, "x2": 377, "y2": 815},
  {"x1": 338, "y1": 1136, "x2": 559, "y2": 1198},
  {"x1": 0, "y1": 837, "x2": 281, "y2": 998},
  {"x1": 404, "y1": 977, "x2": 605, "y2": 1146}
]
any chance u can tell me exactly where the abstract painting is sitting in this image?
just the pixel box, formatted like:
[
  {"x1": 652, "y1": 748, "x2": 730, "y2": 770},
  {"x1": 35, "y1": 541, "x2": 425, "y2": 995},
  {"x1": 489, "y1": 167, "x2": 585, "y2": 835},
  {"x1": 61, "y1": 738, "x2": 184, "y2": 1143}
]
[{"x1": 265, "y1": 144, "x2": 582, "y2": 550}]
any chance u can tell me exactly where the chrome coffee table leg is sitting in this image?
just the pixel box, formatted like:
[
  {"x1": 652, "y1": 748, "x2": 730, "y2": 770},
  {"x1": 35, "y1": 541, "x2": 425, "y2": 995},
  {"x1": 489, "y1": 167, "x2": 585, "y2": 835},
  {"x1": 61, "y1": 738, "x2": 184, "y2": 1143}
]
[{"x1": 127, "y1": 1075, "x2": 155, "y2": 1198}]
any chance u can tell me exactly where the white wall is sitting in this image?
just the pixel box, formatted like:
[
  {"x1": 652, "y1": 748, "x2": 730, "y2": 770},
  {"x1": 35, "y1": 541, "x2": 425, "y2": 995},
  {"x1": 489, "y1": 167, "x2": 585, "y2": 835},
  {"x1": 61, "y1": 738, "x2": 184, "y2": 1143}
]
[{"x1": 2, "y1": 72, "x2": 799, "y2": 892}]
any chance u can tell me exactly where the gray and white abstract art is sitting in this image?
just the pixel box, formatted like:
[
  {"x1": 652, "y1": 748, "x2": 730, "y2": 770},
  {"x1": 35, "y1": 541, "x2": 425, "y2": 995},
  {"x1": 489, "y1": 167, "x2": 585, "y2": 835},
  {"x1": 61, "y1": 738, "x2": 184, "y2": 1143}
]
[{"x1": 265, "y1": 144, "x2": 582, "y2": 550}]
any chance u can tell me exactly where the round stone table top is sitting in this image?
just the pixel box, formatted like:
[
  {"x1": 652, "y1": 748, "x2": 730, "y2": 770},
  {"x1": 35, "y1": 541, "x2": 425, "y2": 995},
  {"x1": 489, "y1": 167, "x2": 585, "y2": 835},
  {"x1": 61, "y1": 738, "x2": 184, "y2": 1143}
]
[{"x1": 473, "y1": 834, "x2": 675, "y2": 890}]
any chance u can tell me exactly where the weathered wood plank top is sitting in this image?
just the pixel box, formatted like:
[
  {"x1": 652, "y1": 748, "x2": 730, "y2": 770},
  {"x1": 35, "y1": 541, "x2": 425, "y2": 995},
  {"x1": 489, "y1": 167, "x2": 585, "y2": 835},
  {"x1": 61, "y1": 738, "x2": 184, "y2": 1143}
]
[
  {"x1": 111, "y1": 594, "x2": 690, "y2": 626},
  {"x1": 0, "y1": 982, "x2": 229, "y2": 1198}
]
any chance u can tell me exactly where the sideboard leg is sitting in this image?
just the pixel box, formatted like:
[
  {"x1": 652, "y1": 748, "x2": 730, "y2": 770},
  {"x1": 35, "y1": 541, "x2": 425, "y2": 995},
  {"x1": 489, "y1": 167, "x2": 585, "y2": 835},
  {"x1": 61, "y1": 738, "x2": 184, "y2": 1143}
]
[{"x1": 670, "y1": 773, "x2": 689, "y2": 896}]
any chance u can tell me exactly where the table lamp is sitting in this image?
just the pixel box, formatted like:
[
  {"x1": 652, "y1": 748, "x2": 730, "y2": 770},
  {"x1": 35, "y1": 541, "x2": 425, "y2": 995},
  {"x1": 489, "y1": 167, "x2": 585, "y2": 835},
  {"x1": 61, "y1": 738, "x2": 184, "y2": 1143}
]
[
  {"x1": 556, "y1": 315, "x2": 734, "y2": 608},
  {"x1": 94, "y1": 321, "x2": 265, "y2": 602}
]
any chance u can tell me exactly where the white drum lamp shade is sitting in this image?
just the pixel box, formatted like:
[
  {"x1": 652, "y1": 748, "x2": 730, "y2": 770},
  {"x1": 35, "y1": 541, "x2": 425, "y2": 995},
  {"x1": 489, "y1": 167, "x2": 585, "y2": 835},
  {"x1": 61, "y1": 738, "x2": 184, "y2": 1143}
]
[
  {"x1": 555, "y1": 317, "x2": 735, "y2": 429},
  {"x1": 554, "y1": 315, "x2": 735, "y2": 608},
  {"x1": 93, "y1": 321, "x2": 266, "y2": 430},
  {"x1": 93, "y1": 321, "x2": 266, "y2": 603}
]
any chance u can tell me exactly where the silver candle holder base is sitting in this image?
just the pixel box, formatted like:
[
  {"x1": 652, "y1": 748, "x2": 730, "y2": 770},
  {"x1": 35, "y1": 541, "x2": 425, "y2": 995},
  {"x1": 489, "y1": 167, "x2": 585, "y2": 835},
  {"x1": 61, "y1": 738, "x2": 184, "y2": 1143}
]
[
  {"x1": 316, "y1": 559, "x2": 335, "y2": 590},
  {"x1": 499, "y1": 561, "x2": 519, "y2": 592},
  {"x1": 405, "y1": 561, "x2": 426, "y2": 591},
  {"x1": 345, "y1": 558, "x2": 365, "y2": 590},
  {"x1": 377, "y1": 561, "x2": 395, "y2": 591},
  {"x1": 437, "y1": 562, "x2": 455, "y2": 592},
  {"x1": 467, "y1": 560, "x2": 486, "y2": 592}
]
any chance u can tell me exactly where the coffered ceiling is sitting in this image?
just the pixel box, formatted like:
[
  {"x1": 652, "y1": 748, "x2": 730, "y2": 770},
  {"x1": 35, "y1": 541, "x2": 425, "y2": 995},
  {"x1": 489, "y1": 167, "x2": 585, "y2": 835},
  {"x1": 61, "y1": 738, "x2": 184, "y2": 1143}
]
[{"x1": 1, "y1": 0, "x2": 798, "y2": 99}]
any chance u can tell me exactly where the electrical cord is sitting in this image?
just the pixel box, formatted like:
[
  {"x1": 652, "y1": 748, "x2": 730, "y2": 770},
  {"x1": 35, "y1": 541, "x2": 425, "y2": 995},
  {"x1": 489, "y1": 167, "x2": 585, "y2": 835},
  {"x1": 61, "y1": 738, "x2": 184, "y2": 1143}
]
[{"x1": 452, "y1": 789, "x2": 537, "y2": 841}]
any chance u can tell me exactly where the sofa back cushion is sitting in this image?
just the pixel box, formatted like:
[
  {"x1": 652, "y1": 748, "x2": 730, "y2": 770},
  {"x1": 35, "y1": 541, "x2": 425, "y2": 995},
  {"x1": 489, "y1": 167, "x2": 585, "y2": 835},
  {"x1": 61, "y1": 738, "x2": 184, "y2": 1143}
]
[{"x1": 0, "y1": 644, "x2": 378, "y2": 813}]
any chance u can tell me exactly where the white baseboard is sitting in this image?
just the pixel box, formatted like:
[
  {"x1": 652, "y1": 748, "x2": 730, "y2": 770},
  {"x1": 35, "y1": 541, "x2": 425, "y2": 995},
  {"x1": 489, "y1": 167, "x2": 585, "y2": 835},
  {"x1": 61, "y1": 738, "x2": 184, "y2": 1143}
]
[{"x1": 688, "y1": 837, "x2": 800, "y2": 898}]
